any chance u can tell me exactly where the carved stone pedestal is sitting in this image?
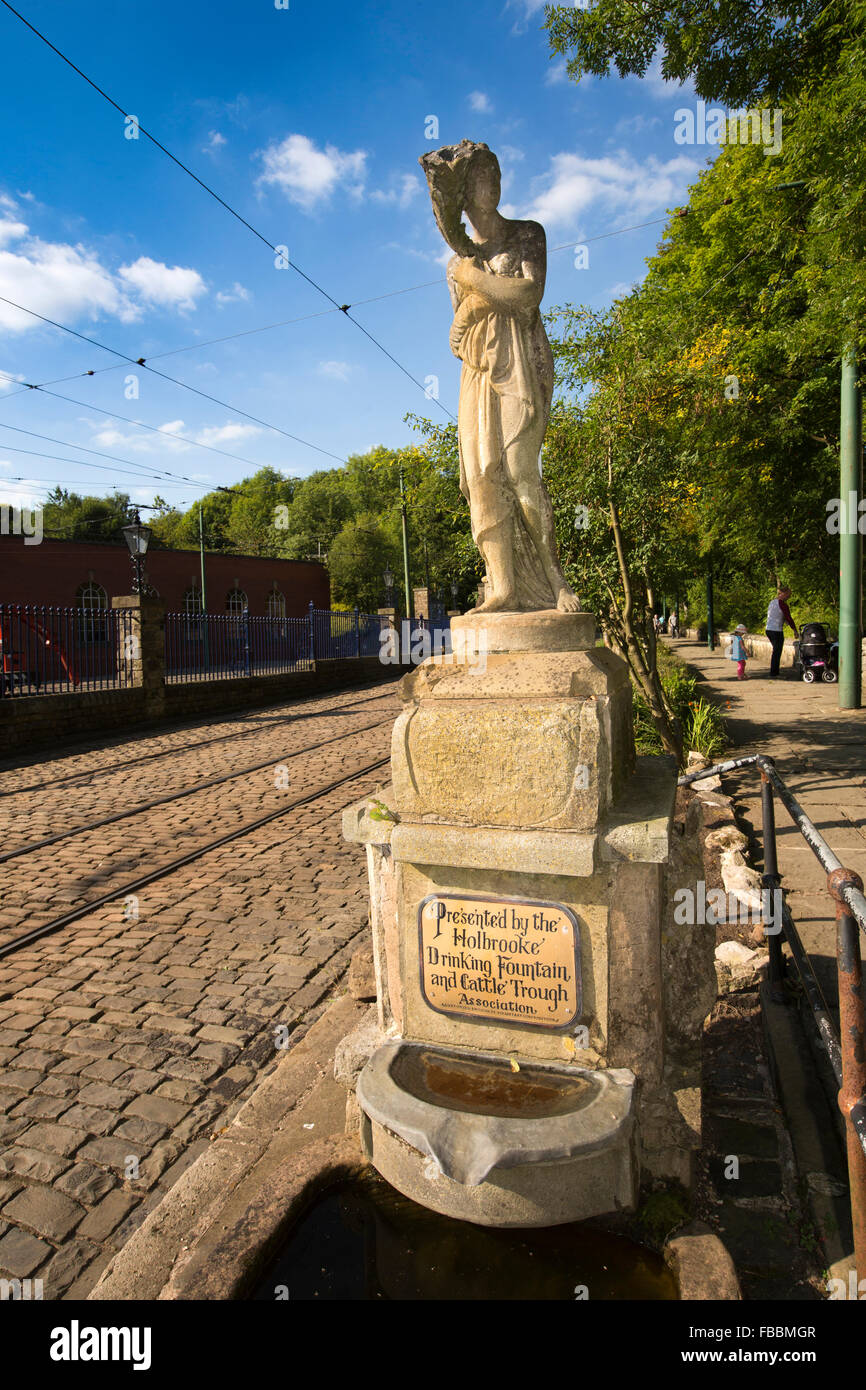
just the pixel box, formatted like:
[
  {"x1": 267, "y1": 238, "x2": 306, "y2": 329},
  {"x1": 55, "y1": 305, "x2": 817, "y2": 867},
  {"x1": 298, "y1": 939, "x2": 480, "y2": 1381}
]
[{"x1": 343, "y1": 612, "x2": 694, "y2": 1206}]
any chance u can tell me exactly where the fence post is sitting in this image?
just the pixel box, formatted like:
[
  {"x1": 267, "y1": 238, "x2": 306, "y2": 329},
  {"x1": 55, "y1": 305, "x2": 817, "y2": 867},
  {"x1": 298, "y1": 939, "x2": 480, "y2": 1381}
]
[
  {"x1": 355, "y1": 607, "x2": 361, "y2": 658},
  {"x1": 112, "y1": 593, "x2": 165, "y2": 719},
  {"x1": 308, "y1": 600, "x2": 316, "y2": 665},
  {"x1": 760, "y1": 759, "x2": 785, "y2": 1002},
  {"x1": 242, "y1": 606, "x2": 251, "y2": 678}
]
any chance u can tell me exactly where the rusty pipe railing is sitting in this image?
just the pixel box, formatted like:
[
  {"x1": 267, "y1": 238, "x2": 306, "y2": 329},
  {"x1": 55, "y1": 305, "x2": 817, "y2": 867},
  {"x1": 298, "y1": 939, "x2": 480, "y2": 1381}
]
[{"x1": 679, "y1": 752, "x2": 866, "y2": 1279}]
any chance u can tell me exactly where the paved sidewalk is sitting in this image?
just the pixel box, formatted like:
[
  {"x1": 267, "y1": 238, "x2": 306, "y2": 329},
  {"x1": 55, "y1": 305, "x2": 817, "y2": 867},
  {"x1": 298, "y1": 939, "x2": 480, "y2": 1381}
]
[
  {"x1": 0, "y1": 683, "x2": 400, "y2": 1298},
  {"x1": 670, "y1": 636, "x2": 866, "y2": 1010}
]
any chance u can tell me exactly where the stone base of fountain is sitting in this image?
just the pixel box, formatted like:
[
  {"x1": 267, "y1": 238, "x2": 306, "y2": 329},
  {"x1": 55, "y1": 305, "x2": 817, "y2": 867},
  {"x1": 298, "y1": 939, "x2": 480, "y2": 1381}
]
[
  {"x1": 356, "y1": 1039, "x2": 637, "y2": 1227},
  {"x1": 341, "y1": 617, "x2": 702, "y2": 1226}
]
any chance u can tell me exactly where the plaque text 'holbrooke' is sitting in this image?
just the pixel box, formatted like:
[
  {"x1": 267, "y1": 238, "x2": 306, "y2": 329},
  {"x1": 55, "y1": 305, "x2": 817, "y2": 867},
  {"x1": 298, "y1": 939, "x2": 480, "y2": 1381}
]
[{"x1": 419, "y1": 894, "x2": 581, "y2": 1030}]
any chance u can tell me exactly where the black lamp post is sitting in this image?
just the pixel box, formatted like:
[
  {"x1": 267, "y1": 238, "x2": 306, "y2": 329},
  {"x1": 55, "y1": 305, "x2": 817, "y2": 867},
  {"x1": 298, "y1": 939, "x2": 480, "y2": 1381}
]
[
  {"x1": 122, "y1": 510, "x2": 152, "y2": 594},
  {"x1": 383, "y1": 566, "x2": 394, "y2": 609},
  {"x1": 450, "y1": 579, "x2": 459, "y2": 609}
]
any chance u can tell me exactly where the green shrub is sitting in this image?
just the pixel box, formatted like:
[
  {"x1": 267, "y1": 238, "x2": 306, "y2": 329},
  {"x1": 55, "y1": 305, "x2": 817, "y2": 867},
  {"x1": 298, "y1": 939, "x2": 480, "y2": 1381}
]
[
  {"x1": 632, "y1": 655, "x2": 727, "y2": 764},
  {"x1": 685, "y1": 697, "x2": 727, "y2": 759}
]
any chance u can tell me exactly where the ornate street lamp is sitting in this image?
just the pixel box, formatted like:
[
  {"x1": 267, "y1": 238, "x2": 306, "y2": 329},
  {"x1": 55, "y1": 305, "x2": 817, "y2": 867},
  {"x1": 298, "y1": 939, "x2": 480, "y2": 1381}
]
[
  {"x1": 383, "y1": 566, "x2": 394, "y2": 609},
  {"x1": 450, "y1": 579, "x2": 459, "y2": 607},
  {"x1": 122, "y1": 510, "x2": 152, "y2": 594}
]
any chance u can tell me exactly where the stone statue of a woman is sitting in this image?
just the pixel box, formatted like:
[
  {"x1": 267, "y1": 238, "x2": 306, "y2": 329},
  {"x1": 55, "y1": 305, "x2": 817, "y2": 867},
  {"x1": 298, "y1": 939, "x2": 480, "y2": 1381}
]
[{"x1": 419, "y1": 139, "x2": 580, "y2": 614}]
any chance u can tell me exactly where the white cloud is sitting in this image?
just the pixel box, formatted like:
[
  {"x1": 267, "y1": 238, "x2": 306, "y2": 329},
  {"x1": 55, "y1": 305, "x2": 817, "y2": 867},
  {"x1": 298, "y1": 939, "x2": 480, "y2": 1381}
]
[
  {"x1": 0, "y1": 371, "x2": 25, "y2": 392},
  {"x1": 203, "y1": 130, "x2": 226, "y2": 155},
  {"x1": 544, "y1": 60, "x2": 591, "y2": 90},
  {"x1": 371, "y1": 174, "x2": 420, "y2": 209},
  {"x1": 521, "y1": 150, "x2": 701, "y2": 230},
  {"x1": 0, "y1": 198, "x2": 208, "y2": 332},
  {"x1": 216, "y1": 281, "x2": 252, "y2": 306},
  {"x1": 636, "y1": 48, "x2": 695, "y2": 100},
  {"x1": 498, "y1": 145, "x2": 525, "y2": 196},
  {"x1": 469, "y1": 91, "x2": 493, "y2": 114},
  {"x1": 118, "y1": 257, "x2": 207, "y2": 313},
  {"x1": 615, "y1": 114, "x2": 663, "y2": 136},
  {"x1": 507, "y1": 0, "x2": 546, "y2": 33},
  {"x1": 257, "y1": 134, "x2": 367, "y2": 210},
  {"x1": 0, "y1": 234, "x2": 137, "y2": 332},
  {"x1": 89, "y1": 419, "x2": 190, "y2": 453},
  {"x1": 318, "y1": 360, "x2": 353, "y2": 381},
  {"x1": 0, "y1": 217, "x2": 29, "y2": 247},
  {"x1": 86, "y1": 416, "x2": 260, "y2": 454},
  {"x1": 195, "y1": 422, "x2": 261, "y2": 446},
  {"x1": 0, "y1": 474, "x2": 47, "y2": 509}
]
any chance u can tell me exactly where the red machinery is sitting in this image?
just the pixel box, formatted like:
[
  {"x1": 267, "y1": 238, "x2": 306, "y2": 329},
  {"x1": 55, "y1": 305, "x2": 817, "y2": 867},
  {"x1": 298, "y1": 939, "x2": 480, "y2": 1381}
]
[{"x1": 0, "y1": 608, "x2": 80, "y2": 694}]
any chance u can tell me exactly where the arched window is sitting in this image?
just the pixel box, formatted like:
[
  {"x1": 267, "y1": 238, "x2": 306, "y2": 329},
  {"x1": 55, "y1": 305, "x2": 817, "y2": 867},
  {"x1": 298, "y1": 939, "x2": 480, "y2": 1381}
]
[
  {"x1": 76, "y1": 581, "x2": 108, "y2": 642},
  {"x1": 182, "y1": 586, "x2": 203, "y2": 641},
  {"x1": 266, "y1": 589, "x2": 286, "y2": 619},
  {"x1": 226, "y1": 588, "x2": 247, "y2": 614}
]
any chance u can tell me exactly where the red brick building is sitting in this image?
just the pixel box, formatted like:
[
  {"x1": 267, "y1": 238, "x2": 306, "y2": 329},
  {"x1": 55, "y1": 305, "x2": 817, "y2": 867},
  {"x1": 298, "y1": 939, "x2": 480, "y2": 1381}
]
[{"x1": 0, "y1": 535, "x2": 330, "y2": 616}]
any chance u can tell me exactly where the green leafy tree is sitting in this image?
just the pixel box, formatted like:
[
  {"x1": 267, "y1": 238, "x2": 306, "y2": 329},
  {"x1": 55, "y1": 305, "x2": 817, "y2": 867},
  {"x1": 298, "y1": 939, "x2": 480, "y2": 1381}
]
[
  {"x1": 42, "y1": 489, "x2": 134, "y2": 543},
  {"x1": 544, "y1": 0, "x2": 843, "y2": 106}
]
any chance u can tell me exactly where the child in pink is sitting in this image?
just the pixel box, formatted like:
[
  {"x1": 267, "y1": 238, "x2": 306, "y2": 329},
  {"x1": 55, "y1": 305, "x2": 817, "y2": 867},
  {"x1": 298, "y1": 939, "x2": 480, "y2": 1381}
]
[{"x1": 730, "y1": 624, "x2": 748, "y2": 679}]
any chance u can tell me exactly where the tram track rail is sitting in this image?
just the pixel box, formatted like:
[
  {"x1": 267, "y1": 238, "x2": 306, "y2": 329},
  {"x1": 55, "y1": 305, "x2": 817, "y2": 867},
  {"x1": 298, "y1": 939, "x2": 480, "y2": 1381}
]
[
  {"x1": 0, "y1": 715, "x2": 396, "y2": 863},
  {"x1": 0, "y1": 683, "x2": 397, "y2": 800},
  {"x1": 0, "y1": 753, "x2": 390, "y2": 960}
]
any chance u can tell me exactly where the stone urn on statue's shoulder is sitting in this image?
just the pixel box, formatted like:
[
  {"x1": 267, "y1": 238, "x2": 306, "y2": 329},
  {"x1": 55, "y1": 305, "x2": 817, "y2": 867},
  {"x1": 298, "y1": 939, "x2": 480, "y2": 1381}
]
[{"x1": 339, "y1": 141, "x2": 685, "y2": 1232}]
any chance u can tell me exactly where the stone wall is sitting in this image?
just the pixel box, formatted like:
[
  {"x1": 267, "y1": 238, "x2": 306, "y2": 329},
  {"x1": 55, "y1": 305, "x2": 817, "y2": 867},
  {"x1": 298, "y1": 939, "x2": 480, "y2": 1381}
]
[
  {"x1": 0, "y1": 595, "x2": 395, "y2": 758},
  {"x1": 0, "y1": 657, "x2": 392, "y2": 755}
]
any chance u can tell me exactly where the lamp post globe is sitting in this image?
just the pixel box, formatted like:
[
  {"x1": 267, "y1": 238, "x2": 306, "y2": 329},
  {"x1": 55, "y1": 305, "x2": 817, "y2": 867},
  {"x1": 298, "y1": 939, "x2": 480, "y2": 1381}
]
[
  {"x1": 383, "y1": 566, "x2": 394, "y2": 609},
  {"x1": 122, "y1": 510, "x2": 152, "y2": 594}
]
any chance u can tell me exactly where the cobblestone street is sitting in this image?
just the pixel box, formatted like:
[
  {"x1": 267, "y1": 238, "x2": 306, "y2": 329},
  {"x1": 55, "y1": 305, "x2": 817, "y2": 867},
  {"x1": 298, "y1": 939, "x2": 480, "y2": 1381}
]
[{"x1": 0, "y1": 680, "x2": 400, "y2": 1298}]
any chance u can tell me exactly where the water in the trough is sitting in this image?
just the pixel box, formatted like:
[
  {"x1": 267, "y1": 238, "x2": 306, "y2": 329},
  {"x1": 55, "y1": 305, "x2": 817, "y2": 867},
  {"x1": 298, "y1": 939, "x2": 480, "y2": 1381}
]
[{"x1": 250, "y1": 1172, "x2": 677, "y2": 1300}]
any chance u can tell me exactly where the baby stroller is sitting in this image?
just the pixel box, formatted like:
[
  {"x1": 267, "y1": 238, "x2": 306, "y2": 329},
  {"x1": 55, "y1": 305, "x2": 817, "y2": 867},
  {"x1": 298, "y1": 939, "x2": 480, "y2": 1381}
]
[{"x1": 795, "y1": 622, "x2": 838, "y2": 684}]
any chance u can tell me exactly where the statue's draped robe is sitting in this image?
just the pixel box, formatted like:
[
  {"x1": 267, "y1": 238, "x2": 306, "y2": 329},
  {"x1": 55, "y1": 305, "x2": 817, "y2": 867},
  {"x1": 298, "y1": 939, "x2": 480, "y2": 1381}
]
[{"x1": 450, "y1": 251, "x2": 556, "y2": 610}]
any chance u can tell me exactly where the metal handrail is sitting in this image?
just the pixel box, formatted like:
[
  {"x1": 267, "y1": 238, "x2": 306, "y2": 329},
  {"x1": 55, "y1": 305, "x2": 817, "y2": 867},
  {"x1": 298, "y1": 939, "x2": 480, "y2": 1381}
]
[{"x1": 679, "y1": 752, "x2": 866, "y2": 1278}]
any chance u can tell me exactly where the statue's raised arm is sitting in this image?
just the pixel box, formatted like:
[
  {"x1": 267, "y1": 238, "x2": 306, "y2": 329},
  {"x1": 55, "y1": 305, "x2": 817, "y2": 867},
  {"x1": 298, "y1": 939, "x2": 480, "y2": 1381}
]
[{"x1": 419, "y1": 139, "x2": 580, "y2": 615}]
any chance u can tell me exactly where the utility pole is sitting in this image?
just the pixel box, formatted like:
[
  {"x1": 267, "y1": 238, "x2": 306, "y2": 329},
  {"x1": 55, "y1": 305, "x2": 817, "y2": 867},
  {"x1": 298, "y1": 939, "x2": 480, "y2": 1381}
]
[
  {"x1": 399, "y1": 465, "x2": 412, "y2": 621},
  {"x1": 199, "y1": 500, "x2": 209, "y2": 667},
  {"x1": 839, "y1": 350, "x2": 863, "y2": 709}
]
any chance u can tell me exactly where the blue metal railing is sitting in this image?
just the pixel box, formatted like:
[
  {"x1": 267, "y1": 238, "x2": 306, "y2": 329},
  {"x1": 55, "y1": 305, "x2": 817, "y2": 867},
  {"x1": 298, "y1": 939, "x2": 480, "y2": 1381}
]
[
  {"x1": 164, "y1": 606, "x2": 387, "y2": 683},
  {"x1": 1, "y1": 603, "x2": 454, "y2": 693}
]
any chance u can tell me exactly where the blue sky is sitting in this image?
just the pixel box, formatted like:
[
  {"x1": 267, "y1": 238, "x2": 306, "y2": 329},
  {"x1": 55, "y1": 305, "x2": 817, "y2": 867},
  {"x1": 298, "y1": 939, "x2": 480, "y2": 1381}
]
[{"x1": 0, "y1": 0, "x2": 705, "y2": 514}]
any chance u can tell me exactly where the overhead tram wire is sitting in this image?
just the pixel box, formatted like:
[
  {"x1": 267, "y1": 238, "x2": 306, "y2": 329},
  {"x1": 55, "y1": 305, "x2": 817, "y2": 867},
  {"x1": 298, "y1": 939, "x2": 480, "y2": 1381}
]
[
  {"x1": 12, "y1": 221, "x2": 674, "y2": 394},
  {"x1": 0, "y1": 203, "x2": 733, "y2": 479},
  {"x1": 0, "y1": 0, "x2": 455, "y2": 422},
  {"x1": 0, "y1": 417, "x2": 284, "y2": 497},
  {"x1": 0, "y1": 435, "x2": 303, "y2": 510},
  {"x1": 0, "y1": 428, "x2": 225, "y2": 493},
  {"x1": 0, "y1": 293, "x2": 348, "y2": 467},
  {"x1": 0, "y1": 368, "x2": 342, "y2": 473}
]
